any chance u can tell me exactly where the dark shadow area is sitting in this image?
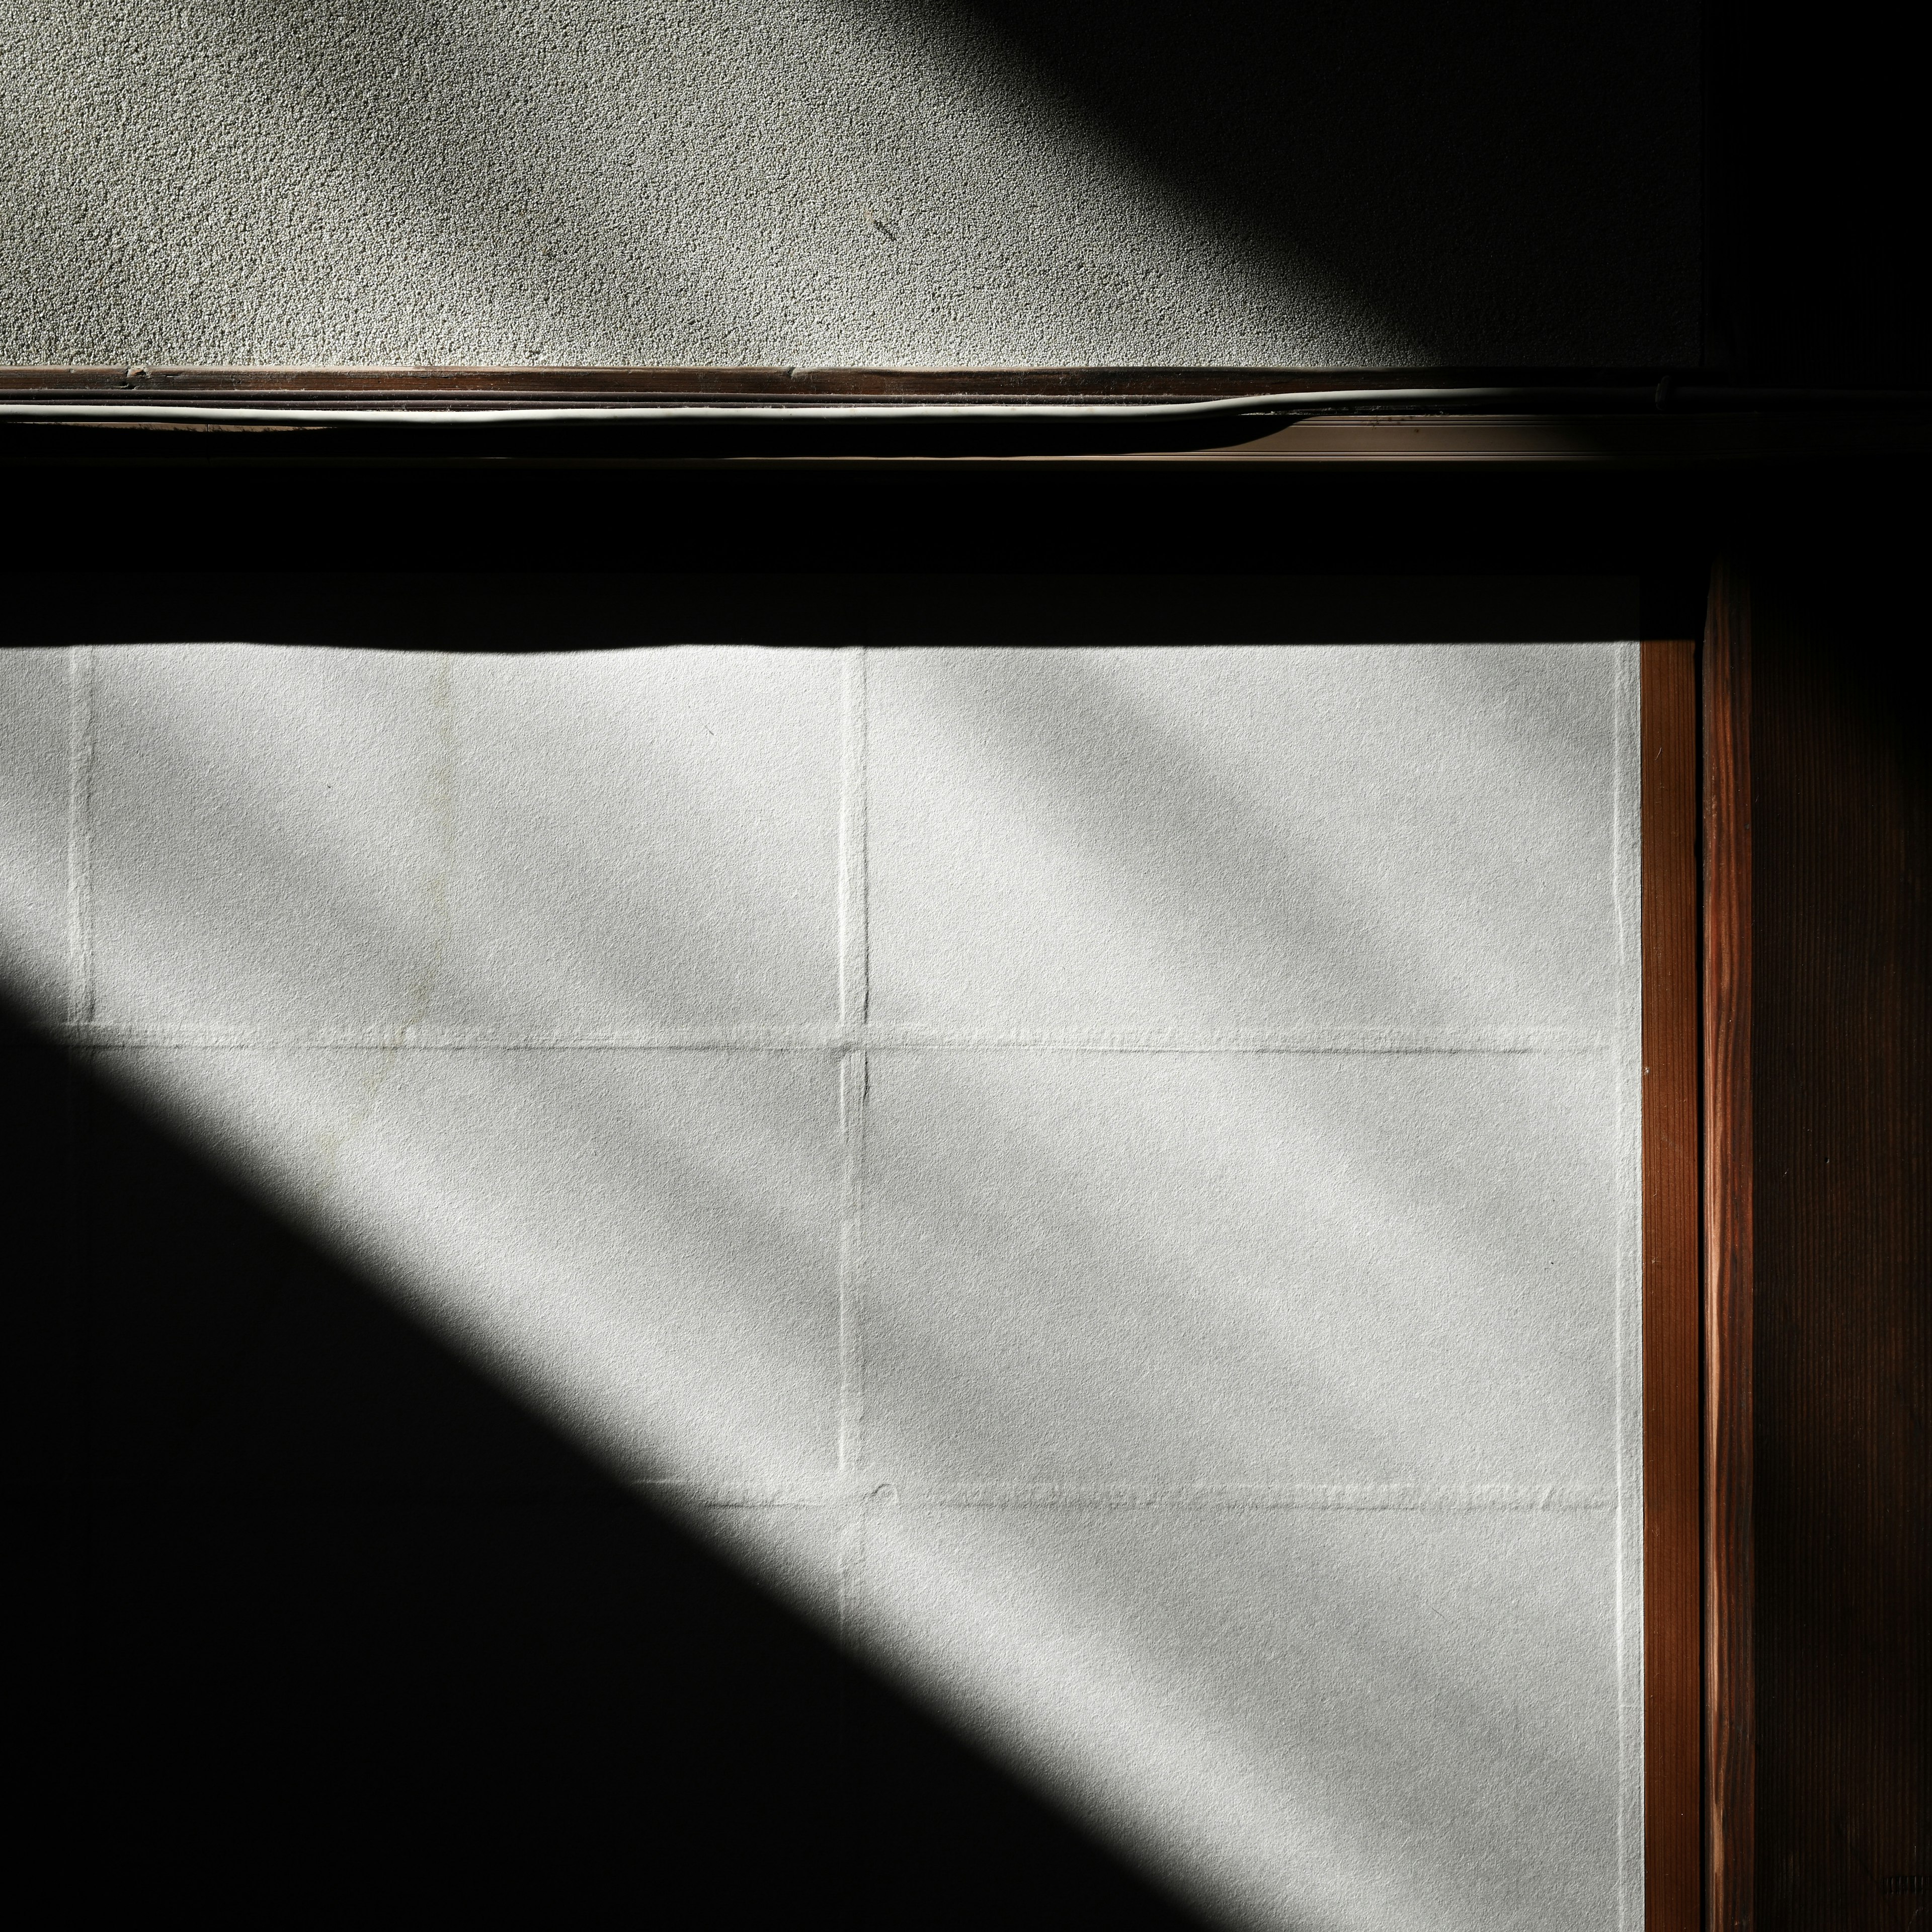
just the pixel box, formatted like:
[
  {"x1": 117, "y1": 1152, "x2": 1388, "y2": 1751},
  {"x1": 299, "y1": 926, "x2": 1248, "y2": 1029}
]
[
  {"x1": 0, "y1": 444, "x2": 1796, "y2": 644},
  {"x1": 1750, "y1": 578, "x2": 1930, "y2": 1927},
  {"x1": 0, "y1": 995, "x2": 1206, "y2": 1926},
  {"x1": 7, "y1": 571, "x2": 1638, "y2": 650},
  {"x1": 909, "y1": 0, "x2": 1700, "y2": 366},
  {"x1": 1708, "y1": 0, "x2": 1930, "y2": 382}
]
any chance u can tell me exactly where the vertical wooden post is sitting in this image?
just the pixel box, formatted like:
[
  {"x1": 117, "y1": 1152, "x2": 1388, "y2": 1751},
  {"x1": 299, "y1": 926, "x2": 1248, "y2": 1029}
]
[
  {"x1": 1703, "y1": 556, "x2": 1756, "y2": 1930},
  {"x1": 1643, "y1": 638, "x2": 1702, "y2": 1932}
]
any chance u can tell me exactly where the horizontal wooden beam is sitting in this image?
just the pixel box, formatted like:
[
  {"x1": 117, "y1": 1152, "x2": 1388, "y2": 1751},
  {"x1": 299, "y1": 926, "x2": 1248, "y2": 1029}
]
[
  {"x1": 4, "y1": 412, "x2": 1927, "y2": 468},
  {"x1": 5, "y1": 369, "x2": 1929, "y2": 467},
  {"x1": 0, "y1": 365, "x2": 1672, "y2": 406}
]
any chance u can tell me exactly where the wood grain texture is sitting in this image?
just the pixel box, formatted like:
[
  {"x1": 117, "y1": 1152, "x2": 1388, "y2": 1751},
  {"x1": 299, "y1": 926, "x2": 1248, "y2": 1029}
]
[
  {"x1": 1704, "y1": 555, "x2": 1757, "y2": 1932},
  {"x1": 1750, "y1": 580, "x2": 1931, "y2": 1928},
  {"x1": 1644, "y1": 637, "x2": 1702, "y2": 1932}
]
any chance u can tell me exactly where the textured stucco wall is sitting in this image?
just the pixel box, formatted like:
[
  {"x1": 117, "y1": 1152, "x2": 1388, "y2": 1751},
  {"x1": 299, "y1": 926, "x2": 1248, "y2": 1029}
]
[
  {"x1": 0, "y1": 630, "x2": 1642, "y2": 1929},
  {"x1": 2, "y1": 0, "x2": 1699, "y2": 366}
]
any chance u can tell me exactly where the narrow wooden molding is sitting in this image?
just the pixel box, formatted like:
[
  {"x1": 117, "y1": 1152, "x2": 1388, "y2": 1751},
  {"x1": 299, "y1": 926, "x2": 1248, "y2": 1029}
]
[
  {"x1": 1643, "y1": 638, "x2": 1702, "y2": 1932},
  {"x1": 0, "y1": 365, "x2": 1655, "y2": 405},
  {"x1": 1703, "y1": 556, "x2": 1756, "y2": 1931}
]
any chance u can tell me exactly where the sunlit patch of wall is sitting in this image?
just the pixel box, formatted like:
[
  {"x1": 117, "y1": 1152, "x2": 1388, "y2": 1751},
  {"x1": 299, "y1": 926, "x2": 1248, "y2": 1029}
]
[
  {"x1": 0, "y1": 1, "x2": 1693, "y2": 367},
  {"x1": 1, "y1": 635, "x2": 1641, "y2": 1929}
]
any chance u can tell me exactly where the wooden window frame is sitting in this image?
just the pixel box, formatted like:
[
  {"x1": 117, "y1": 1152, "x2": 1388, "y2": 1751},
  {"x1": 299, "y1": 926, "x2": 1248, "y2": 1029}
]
[
  {"x1": 1644, "y1": 567, "x2": 1755, "y2": 1932},
  {"x1": 1, "y1": 366, "x2": 1792, "y2": 1925}
]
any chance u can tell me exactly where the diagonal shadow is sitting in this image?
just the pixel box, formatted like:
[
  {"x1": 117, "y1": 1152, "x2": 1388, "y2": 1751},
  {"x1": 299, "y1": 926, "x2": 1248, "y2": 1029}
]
[
  {"x1": 1, "y1": 603, "x2": 1642, "y2": 1926},
  {"x1": 887, "y1": 0, "x2": 1700, "y2": 368},
  {"x1": 1, "y1": 993, "x2": 1206, "y2": 1927},
  {"x1": 2, "y1": 0, "x2": 1698, "y2": 367}
]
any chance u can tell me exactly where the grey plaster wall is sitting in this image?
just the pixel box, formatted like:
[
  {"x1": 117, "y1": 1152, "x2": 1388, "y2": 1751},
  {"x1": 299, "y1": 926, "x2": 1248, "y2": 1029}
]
[
  {"x1": 0, "y1": 634, "x2": 1643, "y2": 1929},
  {"x1": 2, "y1": 0, "x2": 1699, "y2": 366}
]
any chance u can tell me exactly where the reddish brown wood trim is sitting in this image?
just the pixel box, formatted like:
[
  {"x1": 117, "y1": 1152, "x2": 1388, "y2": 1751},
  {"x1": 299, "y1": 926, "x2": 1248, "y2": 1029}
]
[
  {"x1": 0, "y1": 365, "x2": 1636, "y2": 405},
  {"x1": 1703, "y1": 556, "x2": 1756, "y2": 1932},
  {"x1": 1643, "y1": 637, "x2": 1702, "y2": 1932}
]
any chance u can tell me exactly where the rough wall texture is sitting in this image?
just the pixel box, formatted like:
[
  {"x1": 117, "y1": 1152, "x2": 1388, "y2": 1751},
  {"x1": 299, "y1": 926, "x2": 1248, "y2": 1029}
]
[
  {"x1": 1, "y1": 0, "x2": 1699, "y2": 367},
  {"x1": 1, "y1": 633, "x2": 1643, "y2": 1929}
]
